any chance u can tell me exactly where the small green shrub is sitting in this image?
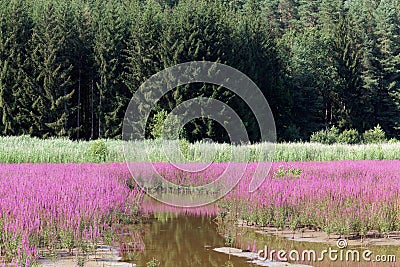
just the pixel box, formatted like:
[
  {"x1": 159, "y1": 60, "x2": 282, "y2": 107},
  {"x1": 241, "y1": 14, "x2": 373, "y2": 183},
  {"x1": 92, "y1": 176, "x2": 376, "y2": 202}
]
[
  {"x1": 88, "y1": 139, "x2": 108, "y2": 161},
  {"x1": 179, "y1": 139, "x2": 191, "y2": 160},
  {"x1": 150, "y1": 110, "x2": 168, "y2": 139},
  {"x1": 274, "y1": 166, "x2": 302, "y2": 178},
  {"x1": 147, "y1": 258, "x2": 161, "y2": 267},
  {"x1": 224, "y1": 233, "x2": 234, "y2": 246},
  {"x1": 388, "y1": 138, "x2": 398, "y2": 143},
  {"x1": 363, "y1": 125, "x2": 386, "y2": 144},
  {"x1": 310, "y1": 126, "x2": 339, "y2": 144},
  {"x1": 338, "y1": 129, "x2": 360, "y2": 144},
  {"x1": 77, "y1": 257, "x2": 85, "y2": 267},
  {"x1": 150, "y1": 110, "x2": 185, "y2": 140}
]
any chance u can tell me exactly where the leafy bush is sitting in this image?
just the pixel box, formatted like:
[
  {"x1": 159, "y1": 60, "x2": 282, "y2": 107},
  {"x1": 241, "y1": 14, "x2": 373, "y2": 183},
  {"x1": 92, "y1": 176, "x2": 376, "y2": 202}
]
[
  {"x1": 88, "y1": 139, "x2": 108, "y2": 161},
  {"x1": 363, "y1": 125, "x2": 386, "y2": 144},
  {"x1": 150, "y1": 110, "x2": 185, "y2": 140},
  {"x1": 147, "y1": 258, "x2": 161, "y2": 267},
  {"x1": 274, "y1": 166, "x2": 302, "y2": 178},
  {"x1": 149, "y1": 110, "x2": 168, "y2": 139},
  {"x1": 310, "y1": 126, "x2": 339, "y2": 144},
  {"x1": 224, "y1": 233, "x2": 234, "y2": 246},
  {"x1": 77, "y1": 257, "x2": 85, "y2": 267},
  {"x1": 337, "y1": 129, "x2": 360, "y2": 144},
  {"x1": 179, "y1": 139, "x2": 191, "y2": 160}
]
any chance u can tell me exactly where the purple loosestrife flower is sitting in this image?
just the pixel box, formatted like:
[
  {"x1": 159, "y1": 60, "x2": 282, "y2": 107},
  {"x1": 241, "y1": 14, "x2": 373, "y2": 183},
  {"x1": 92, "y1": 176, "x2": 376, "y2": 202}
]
[{"x1": 0, "y1": 163, "x2": 142, "y2": 265}]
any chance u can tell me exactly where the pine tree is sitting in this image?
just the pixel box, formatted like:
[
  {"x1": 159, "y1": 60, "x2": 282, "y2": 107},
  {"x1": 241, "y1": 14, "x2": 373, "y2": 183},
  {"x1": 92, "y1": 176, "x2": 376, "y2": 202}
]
[
  {"x1": 287, "y1": 29, "x2": 331, "y2": 138},
  {"x1": 277, "y1": 0, "x2": 299, "y2": 33},
  {"x1": 297, "y1": 0, "x2": 321, "y2": 29},
  {"x1": 232, "y1": 1, "x2": 284, "y2": 141},
  {"x1": 70, "y1": 0, "x2": 95, "y2": 140},
  {"x1": 318, "y1": 0, "x2": 345, "y2": 33},
  {"x1": 260, "y1": 0, "x2": 282, "y2": 35},
  {"x1": 0, "y1": 0, "x2": 33, "y2": 135},
  {"x1": 136, "y1": 0, "x2": 237, "y2": 142},
  {"x1": 124, "y1": 0, "x2": 164, "y2": 94},
  {"x1": 92, "y1": 0, "x2": 129, "y2": 138},
  {"x1": 0, "y1": 0, "x2": 398, "y2": 140},
  {"x1": 331, "y1": 12, "x2": 365, "y2": 130},
  {"x1": 373, "y1": 0, "x2": 400, "y2": 137},
  {"x1": 29, "y1": 1, "x2": 74, "y2": 137}
]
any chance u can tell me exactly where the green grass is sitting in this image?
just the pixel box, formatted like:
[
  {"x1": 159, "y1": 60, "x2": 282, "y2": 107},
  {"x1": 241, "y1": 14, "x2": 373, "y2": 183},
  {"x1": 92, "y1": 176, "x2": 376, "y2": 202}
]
[{"x1": 0, "y1": 135, "x2": 399, "y2": 163}]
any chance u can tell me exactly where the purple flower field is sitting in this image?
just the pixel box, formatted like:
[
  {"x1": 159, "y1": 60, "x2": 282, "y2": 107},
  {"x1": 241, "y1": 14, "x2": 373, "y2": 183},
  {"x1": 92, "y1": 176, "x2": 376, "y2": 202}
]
[
  {"x1": 0, "y1": 160, "x2": 399, "y2": 265},
  {"x1": 221, "y1": 160, "x2": 400, "y2": 238},
  {"x1": 0, "y1": 163, "x2": 142, "y2": 266}
]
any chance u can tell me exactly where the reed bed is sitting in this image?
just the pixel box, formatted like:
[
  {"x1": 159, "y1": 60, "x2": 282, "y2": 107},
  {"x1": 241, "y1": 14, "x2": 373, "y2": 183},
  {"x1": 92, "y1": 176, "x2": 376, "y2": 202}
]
[{"x1": 0, "y1": 136, "x2": 399, "y2": 163}]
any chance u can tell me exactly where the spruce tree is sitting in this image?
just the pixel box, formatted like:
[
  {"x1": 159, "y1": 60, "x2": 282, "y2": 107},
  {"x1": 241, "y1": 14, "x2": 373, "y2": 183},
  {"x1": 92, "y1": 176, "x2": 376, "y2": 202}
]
[
  {"x1": 29, "y1": 0, "x2": 74, "y2": 137},
  {"x1": 69, "y1": 0, "x2": 95, "y2": 140},
  {"x1": 373, "y1": 0, "x2": 400, "y2": 137},
  {"x1": 0, "y1": 0, "x2": 33, "y2": 135},
  {"x1": 92, "y1": 0, "x2": 129, "y2": 138}
]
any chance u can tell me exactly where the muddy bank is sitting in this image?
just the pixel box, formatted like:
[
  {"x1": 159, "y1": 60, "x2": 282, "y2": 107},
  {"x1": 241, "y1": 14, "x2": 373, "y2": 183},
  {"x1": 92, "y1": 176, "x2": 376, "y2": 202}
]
[
  {"x1": 253, "y1": 227, "x2": 400, "y2": 247},
  {"x1": 237, "y1": 221, "x2": 400, "y2": 247},
  {"x1": 38, "y1": 246, "x2": 135, "y2": 267}
]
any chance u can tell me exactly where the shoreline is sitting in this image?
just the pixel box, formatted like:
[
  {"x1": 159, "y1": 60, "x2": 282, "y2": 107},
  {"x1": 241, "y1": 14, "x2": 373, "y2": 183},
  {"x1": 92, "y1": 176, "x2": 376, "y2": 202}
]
[
  {"x1": 37, "y1": 246, "x2": 135, "y2": 267},
  {"x1": 236, "y1": 220, "x2": 400, "y2": 247}
]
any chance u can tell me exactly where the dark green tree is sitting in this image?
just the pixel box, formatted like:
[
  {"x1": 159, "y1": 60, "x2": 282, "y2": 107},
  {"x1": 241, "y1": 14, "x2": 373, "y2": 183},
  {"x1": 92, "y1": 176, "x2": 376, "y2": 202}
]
[
  {"x1": 69, "y1": 0, "x2": 96, "y2": 140},
  {"x1": 373, "y1": 0, "x2": 400, "y2": 137},
  {"x1": 286, "y1": 29, "x2": 333, "y2": 138},
  {"x1": 29, "y1": 0, "x2": 75, "y2": 137},
  {"x1": 0, "y1": 0, "x2": 33, "y2": 135},
  {"x1": 232, "y1": 1, "x2": 284, "y2": 141},
  {"x1": 297, "y1": 0, "x2": 322, "y2": 29},
  {"x1": 330, "y1": 11, "x2": 367, "y2": 130},
  {"x1": 92, "y1": 0, "x2": 130, "y2": 138}
]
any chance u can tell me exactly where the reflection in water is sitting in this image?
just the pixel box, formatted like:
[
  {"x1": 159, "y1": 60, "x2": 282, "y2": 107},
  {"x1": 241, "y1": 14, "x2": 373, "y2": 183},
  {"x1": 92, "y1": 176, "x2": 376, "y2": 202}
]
[
  {"x1": 126, "y1": 214, "x2": 254, "y2": 267},
  {"x1": 122, "y1": 199, "x2": 399, "y2": 267},
  {"x1": 124, "y1": 212, "x2": 400, "y2": 267}
]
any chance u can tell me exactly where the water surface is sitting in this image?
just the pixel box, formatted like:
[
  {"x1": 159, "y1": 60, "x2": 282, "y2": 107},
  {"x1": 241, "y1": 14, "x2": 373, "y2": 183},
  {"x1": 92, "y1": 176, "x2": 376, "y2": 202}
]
[
  {"x1": 128, "y1": 214, "x2": 254, "y2": 266},
  {"x1": 126, "y1": 213, "x2": 399, "y2": 267}
]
